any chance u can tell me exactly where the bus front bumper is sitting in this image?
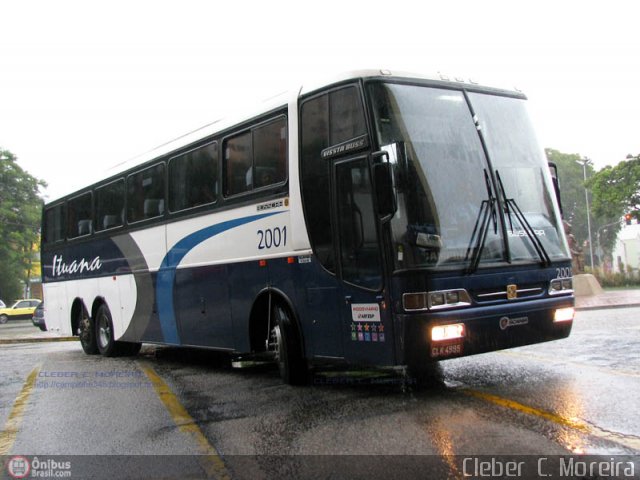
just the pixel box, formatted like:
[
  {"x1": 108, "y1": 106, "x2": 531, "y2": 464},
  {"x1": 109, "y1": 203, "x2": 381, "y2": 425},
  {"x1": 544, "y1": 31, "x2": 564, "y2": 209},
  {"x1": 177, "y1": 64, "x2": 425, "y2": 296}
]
[{"x1": 398, "y1": 296, "x2": 574, "y2": 368}]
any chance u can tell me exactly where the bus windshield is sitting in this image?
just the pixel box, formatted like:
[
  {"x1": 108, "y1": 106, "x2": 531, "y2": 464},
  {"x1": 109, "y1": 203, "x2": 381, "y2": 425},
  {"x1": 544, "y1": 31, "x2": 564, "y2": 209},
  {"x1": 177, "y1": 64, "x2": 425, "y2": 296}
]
[{"x1": 368, "y1": 82, "x2": 570, "y2": 271}]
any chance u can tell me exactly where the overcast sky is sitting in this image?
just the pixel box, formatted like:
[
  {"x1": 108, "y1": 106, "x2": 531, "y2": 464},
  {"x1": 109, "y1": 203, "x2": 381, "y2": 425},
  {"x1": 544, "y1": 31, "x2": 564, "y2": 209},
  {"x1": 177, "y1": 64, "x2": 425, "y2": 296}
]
[{"x1": 1, "y1": 0, "x2": 639, "y2": 201}]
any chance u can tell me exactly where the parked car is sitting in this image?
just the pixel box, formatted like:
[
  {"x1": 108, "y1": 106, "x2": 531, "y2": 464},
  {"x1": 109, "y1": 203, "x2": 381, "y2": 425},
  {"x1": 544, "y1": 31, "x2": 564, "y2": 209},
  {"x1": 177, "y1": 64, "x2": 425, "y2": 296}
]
[
  {"x1": 0, "y1": 299, "x2": 41, "y2": 324},
  {"x1": 32, "y1": 302, "x2": 46, "y2": 331}
]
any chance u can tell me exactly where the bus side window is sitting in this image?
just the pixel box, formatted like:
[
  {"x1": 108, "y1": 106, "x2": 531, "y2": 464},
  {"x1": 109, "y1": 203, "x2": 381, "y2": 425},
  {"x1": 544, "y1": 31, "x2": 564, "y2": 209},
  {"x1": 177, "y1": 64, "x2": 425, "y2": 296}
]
[
  {"x1": 224, "y1": 132, "x2": 252, "y2": 196},
  {"x1": 127, "y1": 163, "x2": 165, "y2": 223},
  {"x1": 95, "y1": 179, "x2": 124, "y2": 232},
  {"x1": 223, "y1": 116, "x2": 287, "y2": 197},
  {"x1": 44, "y1": 204, "x2": 66, "y2": 244},
  {"x1": 67, "y1": 192, "x2": 93, "y2": 239},
  {"x1": 169, "y1": 142, "x2": 218, "y2": 212},
  {"x1": 253, "y1": 118, "x2": 287, "y2": 189}
]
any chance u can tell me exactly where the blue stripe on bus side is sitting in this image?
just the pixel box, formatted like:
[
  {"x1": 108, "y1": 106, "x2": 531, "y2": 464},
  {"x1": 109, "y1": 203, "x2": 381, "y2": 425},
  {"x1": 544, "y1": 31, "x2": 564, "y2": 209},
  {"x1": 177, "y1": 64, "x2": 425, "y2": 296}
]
[{"x1": 156, "y1": 211, "x2": 283, "y2": 344}]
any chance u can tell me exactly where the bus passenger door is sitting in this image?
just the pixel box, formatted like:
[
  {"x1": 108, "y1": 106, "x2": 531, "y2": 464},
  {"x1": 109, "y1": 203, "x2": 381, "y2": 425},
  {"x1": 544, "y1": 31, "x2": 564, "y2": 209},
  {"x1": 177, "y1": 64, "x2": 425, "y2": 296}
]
[{"x1": 334, "y1": 157, "x2": 393, "y2": 365}]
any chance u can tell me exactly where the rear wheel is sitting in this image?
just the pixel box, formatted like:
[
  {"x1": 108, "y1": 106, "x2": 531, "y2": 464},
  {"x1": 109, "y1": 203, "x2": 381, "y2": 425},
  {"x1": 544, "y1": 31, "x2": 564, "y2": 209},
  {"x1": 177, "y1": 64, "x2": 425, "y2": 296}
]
[
  {"x1": 270, "y1": 303, "x2": 307, "y2": 385},
  {"x1": 0, "y1": 314, "x2": 8, "y2": 324},
  {"x1": 78, "y1": 308, "x2": 98, "y2": 355},
  {"x1": 96, "y1": 304, "x2": 118, "y2": 357},
  {"x1": 95, "y1": 304, "x2": 141, "y2": 357}
]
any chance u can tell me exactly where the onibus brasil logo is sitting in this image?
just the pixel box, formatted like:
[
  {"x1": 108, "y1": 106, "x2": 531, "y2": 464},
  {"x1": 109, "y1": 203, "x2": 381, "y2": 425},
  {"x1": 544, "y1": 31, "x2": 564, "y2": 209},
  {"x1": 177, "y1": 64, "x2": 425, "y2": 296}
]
[{"x1": 6, "y1": 456, "x2": 72, "y2": 478}]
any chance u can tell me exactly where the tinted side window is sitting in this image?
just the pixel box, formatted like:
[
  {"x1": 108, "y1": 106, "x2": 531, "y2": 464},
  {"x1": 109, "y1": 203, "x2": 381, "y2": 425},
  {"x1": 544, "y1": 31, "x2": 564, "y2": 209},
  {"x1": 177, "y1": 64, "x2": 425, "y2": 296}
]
[
  {"x1": 331, "y1": 87, "x2": 366, "y2": 144},
  {"x1": 300, "y1": 86, "x2": 368, "y2": 274},
  {"x1": 127, "y1": 163, "x2": 165, "y2": 223},
  {"x1": 169, "y1": 142, "x2": 218, "y2": 212},
  {"x1": 44, "y1": 204, "x2": 65, "y2": 244},
  {"x1": 336, "y1": 158, "x2": 382, "y2": 289},
  {"x1": 254, "y1": 118, "x2": 287, "y2": 188},
  {"x1": 300, "y1": 94, "x2": 333, "y2": 272},
  {"x1": 223, "y1": 116, "x2": 287, "y2": 197},
  {"x1": 67, "y1": 192, "x2": 93, "y2": 239},
  {"x1": 224, "y1": 132, "x2": 252, "y2": 196},
  {"x1": 95, "y1": 180, "x2": 124, "y2": 231}
]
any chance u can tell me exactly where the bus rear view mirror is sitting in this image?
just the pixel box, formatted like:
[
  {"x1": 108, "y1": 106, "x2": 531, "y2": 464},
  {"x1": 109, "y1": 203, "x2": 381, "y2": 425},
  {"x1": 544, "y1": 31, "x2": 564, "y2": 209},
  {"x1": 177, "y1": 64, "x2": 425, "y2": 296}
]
[
  {"x1": 548, "y1": 162, "x2": 564, "y2": 217},
  {"x1": 373, "y1": 161, "x2": 397, "y2": 222}
]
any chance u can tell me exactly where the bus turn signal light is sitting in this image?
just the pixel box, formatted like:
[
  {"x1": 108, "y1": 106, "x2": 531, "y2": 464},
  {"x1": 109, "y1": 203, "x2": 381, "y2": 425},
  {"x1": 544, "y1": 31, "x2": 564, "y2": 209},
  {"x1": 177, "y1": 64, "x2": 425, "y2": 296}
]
[{"x1": 553, "y1": 307, "x2": 575, "y2": 323}]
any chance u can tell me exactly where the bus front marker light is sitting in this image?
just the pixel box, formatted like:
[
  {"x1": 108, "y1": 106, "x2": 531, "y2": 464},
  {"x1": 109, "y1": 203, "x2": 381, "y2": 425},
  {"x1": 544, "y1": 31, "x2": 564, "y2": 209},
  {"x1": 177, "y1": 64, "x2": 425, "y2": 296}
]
[
  {"x1": 403, "y1": 292, "x2": 427, "y2": 311},
  {"x1": 446, "y1": 291, "x2": 459, "y2": 304},
  {"x1": 431, "y1": 323, "x2": 465, "y2": 342},
  {"x1": 554, "y1": 307, "x2": 575, "y2": 323},
  {"x1": 430, "y1": 292, "x2": 445, "y2": 308}
]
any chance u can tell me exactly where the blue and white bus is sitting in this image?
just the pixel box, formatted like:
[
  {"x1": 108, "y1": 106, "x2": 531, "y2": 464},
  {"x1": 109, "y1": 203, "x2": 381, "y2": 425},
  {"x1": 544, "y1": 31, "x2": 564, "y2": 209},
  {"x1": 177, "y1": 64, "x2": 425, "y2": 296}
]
[{"x1": 41, "y1": 70, "x2": 575, "y2": 384}]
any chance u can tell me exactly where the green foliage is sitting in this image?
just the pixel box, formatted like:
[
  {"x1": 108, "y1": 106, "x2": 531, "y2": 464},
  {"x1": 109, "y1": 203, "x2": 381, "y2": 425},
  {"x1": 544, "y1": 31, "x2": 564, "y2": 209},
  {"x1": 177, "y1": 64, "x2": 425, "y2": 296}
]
[
  {"x1": 588, "y1": 154, "x2": 640, "y2": 220},
  {"x1": 0, "y1": 148, "x2": 46, "y2": 302},
  {"x1": 591, "y1": 267, "x2": 640, "y2": 288}
]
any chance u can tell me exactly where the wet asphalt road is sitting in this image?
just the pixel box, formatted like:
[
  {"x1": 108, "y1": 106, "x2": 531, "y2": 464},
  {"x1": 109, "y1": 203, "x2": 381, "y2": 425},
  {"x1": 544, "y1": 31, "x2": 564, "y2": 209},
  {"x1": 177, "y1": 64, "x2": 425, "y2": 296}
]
[{"x1": 1, "y1": 308, "x2": 639, "y2": 478}]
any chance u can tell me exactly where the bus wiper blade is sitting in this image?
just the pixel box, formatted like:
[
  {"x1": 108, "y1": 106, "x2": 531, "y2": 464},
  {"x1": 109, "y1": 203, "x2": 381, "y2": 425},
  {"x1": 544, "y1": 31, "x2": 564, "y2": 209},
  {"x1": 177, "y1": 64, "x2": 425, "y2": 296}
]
[
  {"x1": 464, "y1": 170, "x2": 496, "y2": 273},
  {"x1": 495, "y1": 170, "x2": 551, "y2": 267}
]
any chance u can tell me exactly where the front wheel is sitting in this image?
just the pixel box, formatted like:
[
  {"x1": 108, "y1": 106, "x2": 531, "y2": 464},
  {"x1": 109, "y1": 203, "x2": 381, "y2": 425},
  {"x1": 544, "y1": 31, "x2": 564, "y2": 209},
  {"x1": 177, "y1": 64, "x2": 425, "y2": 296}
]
[
  {"x1": 0, "y1": 314, "x2": 8, "y2": 324},
  {"x1": 270, "y1": 303, "x2": 307, "y2": 385}
]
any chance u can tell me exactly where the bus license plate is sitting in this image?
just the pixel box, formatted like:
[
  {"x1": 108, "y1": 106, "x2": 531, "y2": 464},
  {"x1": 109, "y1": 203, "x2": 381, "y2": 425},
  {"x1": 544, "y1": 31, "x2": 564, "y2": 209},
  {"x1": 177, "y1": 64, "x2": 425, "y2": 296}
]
[{"x1": 430, "y1": 342, "x2": 463, "y2": 358}]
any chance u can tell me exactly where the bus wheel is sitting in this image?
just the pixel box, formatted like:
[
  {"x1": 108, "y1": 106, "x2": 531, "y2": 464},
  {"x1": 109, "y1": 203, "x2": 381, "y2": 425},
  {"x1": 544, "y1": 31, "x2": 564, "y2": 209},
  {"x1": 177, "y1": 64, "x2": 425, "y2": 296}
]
[
  {"x1": 95, "y1": 304, "x2": 119, "y2": 357},
  {"x1": 270, "y1": 303, "x2": 308, "y2": 385},
  {"x1": 78, "y1": 308, "x2": 98, "y2": 355}
]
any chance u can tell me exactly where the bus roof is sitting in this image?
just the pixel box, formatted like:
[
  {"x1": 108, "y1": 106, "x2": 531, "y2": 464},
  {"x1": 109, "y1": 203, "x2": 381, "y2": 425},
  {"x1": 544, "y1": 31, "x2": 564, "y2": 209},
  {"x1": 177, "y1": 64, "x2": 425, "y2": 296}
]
[{"x1": 47, "y1": 69, "x2": 523, "y2": 203}]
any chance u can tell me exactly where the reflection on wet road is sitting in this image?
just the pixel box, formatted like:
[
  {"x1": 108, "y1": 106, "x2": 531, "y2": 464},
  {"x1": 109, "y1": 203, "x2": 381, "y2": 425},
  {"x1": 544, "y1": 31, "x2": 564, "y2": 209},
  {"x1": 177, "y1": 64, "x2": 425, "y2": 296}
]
[
  {"x1": 1, "y1": 307, "x2": 638, "y2": 478},
  {"x1": 441, "y1": 307, "x2": 640, "y2": 455}
]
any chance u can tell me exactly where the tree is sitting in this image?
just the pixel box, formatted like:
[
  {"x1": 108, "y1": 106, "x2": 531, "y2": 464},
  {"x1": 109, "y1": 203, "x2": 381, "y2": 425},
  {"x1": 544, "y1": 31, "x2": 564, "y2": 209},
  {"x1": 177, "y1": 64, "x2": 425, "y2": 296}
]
[
  {"x1": 0, "y1": 148, "x2": 46, "y2": 302},
  {"x1": 589, "y1": 154, "x2": 640, "y2": 219}
]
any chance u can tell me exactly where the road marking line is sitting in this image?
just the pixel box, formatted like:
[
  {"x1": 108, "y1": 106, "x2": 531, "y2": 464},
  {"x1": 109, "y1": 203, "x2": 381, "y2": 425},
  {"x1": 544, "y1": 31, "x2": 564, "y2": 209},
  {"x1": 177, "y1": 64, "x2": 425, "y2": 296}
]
[
  {"x1": 141, "y1": 364, "x2": 231, "y2": 480},
  {"x1": 0, "y1": 365, "x2": 41, "y2": 455},
  {"x1": 463, "y1": 388, "x2": 640, "y2": 451},
  {"x1": 463, "y1": 389, "x2": 589, "y2": 431}
]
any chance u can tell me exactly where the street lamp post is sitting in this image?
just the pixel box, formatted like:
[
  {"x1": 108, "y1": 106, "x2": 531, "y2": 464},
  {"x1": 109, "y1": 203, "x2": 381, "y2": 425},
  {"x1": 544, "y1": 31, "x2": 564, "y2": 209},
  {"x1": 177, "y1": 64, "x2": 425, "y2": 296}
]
[{"x1": 578, "y1": 158, "x2": 595, "y2": 269}]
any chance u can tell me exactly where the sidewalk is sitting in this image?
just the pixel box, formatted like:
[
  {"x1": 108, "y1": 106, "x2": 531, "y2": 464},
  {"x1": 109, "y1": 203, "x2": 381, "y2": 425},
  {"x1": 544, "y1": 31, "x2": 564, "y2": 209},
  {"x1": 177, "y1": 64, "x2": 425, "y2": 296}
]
[
  {"x1": 0, "y1": 320, "x2": 77, "y2": 345},
  {"x1": 574, "y1": 288, "x2": 640, "y2": 311}
]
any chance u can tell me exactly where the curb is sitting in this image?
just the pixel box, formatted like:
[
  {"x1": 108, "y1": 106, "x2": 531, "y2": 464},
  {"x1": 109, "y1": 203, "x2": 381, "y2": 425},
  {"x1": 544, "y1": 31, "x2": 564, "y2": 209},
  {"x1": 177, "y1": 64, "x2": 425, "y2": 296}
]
[
  {"x1": 0, "y1": 337, "x2": 78, "y2": 345},
  {"x1": 575, "y1": 303, "x2": 640, "y2": 312}
]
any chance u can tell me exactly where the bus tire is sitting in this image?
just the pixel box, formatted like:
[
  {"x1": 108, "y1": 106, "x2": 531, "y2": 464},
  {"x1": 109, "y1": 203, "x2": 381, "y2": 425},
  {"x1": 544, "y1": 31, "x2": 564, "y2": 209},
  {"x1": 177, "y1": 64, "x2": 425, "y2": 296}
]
[
  {"x1": 78, "y1": 308, "x2": 99, "y2": 355},
  {"x1": 95, "y1": 304, "x2": 120, "y2": 357},
  {"x1": 271, "y1": 303, "x2": 307, "y2": 386}
]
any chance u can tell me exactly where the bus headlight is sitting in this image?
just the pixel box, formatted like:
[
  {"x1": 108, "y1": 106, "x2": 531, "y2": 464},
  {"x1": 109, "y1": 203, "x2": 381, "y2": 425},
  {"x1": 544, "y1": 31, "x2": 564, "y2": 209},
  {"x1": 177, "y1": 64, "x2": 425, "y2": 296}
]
[
  {"x1": 553, "y1": 307, "x2": 575, "y2": 323},
  {"x1": 431, "y1": 323, "x2": 465, "y2": 341},
  {"x1": 550, "y1": 278, "x2": 573, "y2": 295},
  {"x1": 403, "y1": 289, "x2": 471, "y2": 311}
]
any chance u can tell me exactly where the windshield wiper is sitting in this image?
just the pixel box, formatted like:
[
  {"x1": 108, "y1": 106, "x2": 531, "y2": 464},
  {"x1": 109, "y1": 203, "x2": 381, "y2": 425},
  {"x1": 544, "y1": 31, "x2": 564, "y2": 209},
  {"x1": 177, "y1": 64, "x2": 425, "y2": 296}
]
[
  {"x1": 495, "y1": 170, "x2": 551, "y2": 267},
  {"x1": 464, "y1": 170, "x2": 498, "y2": 273}
]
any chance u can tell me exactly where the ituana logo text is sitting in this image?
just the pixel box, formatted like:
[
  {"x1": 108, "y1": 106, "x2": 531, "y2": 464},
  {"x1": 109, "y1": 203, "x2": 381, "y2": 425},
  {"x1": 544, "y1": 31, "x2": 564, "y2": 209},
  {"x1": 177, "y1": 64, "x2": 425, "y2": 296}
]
[{"x1": 51, "y1": 254, "x2": 102, "y2": 277}]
